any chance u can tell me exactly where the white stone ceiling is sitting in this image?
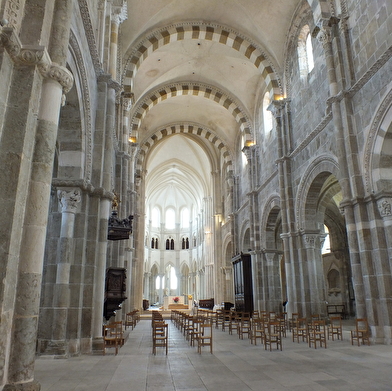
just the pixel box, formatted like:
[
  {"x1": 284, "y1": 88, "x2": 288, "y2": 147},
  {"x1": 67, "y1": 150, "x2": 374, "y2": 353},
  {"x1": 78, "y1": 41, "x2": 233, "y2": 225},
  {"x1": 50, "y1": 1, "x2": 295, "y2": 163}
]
[{"x1": 121, "y1": 0, "x2": 301, "y2": 218}]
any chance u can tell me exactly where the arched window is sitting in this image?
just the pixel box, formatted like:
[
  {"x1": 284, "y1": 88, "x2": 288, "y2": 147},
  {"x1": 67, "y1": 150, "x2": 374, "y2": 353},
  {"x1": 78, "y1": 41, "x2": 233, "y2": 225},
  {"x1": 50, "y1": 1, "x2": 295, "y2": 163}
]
[
  {"x1": 182, "y1": 238, "x2": 185, "y2": 249},
  {"x1": 155, "y1": 275, "x2": 160, "y2": 289},
  {"x1": 181, "y1": 208, "x2": 189, "y2": 228},
  {"x1": 170, "y1": 239, "x2": 174, "y2": 250},
  {"x1": 186, "y1": 237, "x2": 189, "y2": 249},
  {"x1": 151, "y1": 238, "x2": 155, "y2": 248},
  {"x1": 263, "y1": 92, "x2": 273, "y2": 134},
  {"x1": 155, "y1": 238, "x2": 159, "y2": 249},
  {"x1": 166, "y1": 239, "x2": 170, "y2": 250},
  {"x1": 298, "y1": 25, "x2": 314, "y2": 79},
  {"x1": 152, "y1": 207, "x2": 160, "y2": 227},
  {"x1": 306, "y1": 32, "x2": 314, "y2": 72},
  {"x1": 170, "y1": 266, "x2": 177, "y2": 290},
  {"x1": 322, "y1": 225, "x2": 331, "y2": 254},
  {"x1": 165, "y1": 208, "x2": 175, "y2": 229}
]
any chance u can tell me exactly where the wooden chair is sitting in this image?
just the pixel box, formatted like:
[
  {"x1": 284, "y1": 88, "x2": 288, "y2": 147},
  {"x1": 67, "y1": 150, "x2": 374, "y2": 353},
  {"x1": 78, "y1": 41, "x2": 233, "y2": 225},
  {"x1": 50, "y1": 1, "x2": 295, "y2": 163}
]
[
  {"x1": 184, "y1": 315, "x2": 194, "y2": 340},
  {"x1": 112, "y1": 321, "x2": 124, "y2": 346},
  {"x1": 328, "y1": 316, "x2": 343, "y2": 341},
  {"x1": 308, "y1": 320, "x2": 327, "y2": 349},
  {"x1": 264, "y1": 321, "x2": 282, "y2": 351},
  {"x1": 238, "y1": 312, "x2": 252, "y2": 339},
  {"x1": 152, "y1": 321, "x2": 168, "y2": 355},
  {"x1": 252, "y1": 310, "x2": 260, "y2": 319},
  {"x1": 215, "y1": 309, "x2": 224, "y2": 329},
  {"x1": 222, "y1": 310, "x2": 231, "y2": 331},
  {"x1": 190, "y1": 318, "x2": 202, "y2": 346},
  {"x1": 292, "y1": 317, "x2": 308, "y2": 343},
  {"x1": 228, "y1": 311, "x2": 240, "y2": 335},
  {"x1": 288, "y1": 312, "x2": 299, "y2": 332},
  {"x1": 103, "y1": 323, "x2": 122, "y2": 355},
  {"x1": 351, "y1": 318, "x2": 370, "y2": 346},
  {"x1": 277, "y1": 314, "x2": 287, "y2": 338},
  {"x1": 250, "y1": 318, "x2": 264, "y2": 345},
  {"x1": 125, "y1": 311, "x2": 135, "y2": 330},
  {"x1": 197, "y1": 322, "x2": 213, "y2": 354}
]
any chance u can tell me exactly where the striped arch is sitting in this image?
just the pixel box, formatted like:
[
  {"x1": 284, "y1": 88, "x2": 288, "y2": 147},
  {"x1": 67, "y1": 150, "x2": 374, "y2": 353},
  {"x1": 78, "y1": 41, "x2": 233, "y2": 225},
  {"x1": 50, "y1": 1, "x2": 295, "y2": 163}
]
[
  {"x1": 122, "y1": 21, "x2": 282, "y2": 98},
  {"x1": 131, "y1": 82, "x2": 253, "y2": 142},
  {"x1": 364, "y1": 87, "x2": 392, "y2": 194},
  {"x1": 295, "y1": 154, "x2": 340, "y2": 231},
  {"x1": 135, "y1": 123, "x2": 234, "y2": 177}
]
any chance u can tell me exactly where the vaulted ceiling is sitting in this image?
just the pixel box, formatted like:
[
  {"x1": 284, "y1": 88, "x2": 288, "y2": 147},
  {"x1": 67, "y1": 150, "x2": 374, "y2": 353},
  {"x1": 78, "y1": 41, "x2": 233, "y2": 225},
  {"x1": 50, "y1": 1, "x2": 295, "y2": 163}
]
[{"x1": 120, "y1": 0, "x2": 303, "y2": 217}]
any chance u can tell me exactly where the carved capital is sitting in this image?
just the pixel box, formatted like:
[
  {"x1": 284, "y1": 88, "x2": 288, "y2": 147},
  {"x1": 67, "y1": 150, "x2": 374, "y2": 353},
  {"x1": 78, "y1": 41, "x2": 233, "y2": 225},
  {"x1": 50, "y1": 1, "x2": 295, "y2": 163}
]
[
  {"x1": 241, "y1": 145, "x2": 257, "y2": 162},
  {"x1": 0, "y1": 28, "x2": 74, "y2": 93},
  {"x1": 317, "y1": 25, "x2": 332, "y2": 47},
  {"x1": 58, "y1": 188, "x2": 81, "y2": 213},
  {"x1": 38, "y1": 61, "x2": 74, "y2": 93},
  {"x1": 268, "y1": 99, "x2": 286, "y2": 120},
  {"x1": 112, "y1": 1, "x2": 128, "y2": 25},
  {"x1": 122, "y1": 93, "x2": 133, "y2": 111},
  {"x1": 378, "y1": 197, "x2": 392, "y2": 219}
]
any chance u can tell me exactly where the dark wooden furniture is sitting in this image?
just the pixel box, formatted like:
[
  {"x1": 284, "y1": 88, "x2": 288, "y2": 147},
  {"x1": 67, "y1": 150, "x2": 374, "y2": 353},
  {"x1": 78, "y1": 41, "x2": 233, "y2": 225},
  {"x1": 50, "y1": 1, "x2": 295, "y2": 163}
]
[
  {"x1": 104, "y1": 267, "x2": 127, "y2": 320},
  {"x1": 232, "y1": 253, "x2": 254, "y2": 314},
  {"x1": 198, "y1": 298, "x2": 214, "y2": 310},
  {"x1": 326, "y1": 304, "x2": 346, "y2": 319}
]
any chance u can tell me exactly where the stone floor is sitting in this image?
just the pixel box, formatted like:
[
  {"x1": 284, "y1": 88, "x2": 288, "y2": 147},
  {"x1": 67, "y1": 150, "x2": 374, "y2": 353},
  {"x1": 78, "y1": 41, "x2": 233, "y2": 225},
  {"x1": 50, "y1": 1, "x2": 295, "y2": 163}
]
[{"x1": 35, "y1": 316, "x2": 392, "y2": 391}]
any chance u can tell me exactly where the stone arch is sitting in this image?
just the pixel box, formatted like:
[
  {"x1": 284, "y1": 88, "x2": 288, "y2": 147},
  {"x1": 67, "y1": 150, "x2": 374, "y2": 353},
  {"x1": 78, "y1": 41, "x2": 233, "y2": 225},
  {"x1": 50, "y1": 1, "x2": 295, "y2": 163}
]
[
  {"x1": 364, "y1": 86, "x2": 392, "y2": 194},
  {"x1": 135, "y1": 122, "x2": 234, "y2": 178},
  {"x1": 122, "y1": 21, "x2": 282, "y2": 98},
  {"x1": 222, "y1": 233, "x2": 234, "y2": 264},
  {"x1": 295, "y1": 154, "x2": 340, "y2": 231},
  {"x1": 262, "y1": 195, "x2": 282, "y2": 250},
  {"x1": 240, "y1": 225, "x2": 251, "y2": 252},
  {"x1": 130, "y1": 83, "x2": 254, "y2": 143},
  {"x1": 66, "y1": 30, "x2": 93, "y2": 182}
]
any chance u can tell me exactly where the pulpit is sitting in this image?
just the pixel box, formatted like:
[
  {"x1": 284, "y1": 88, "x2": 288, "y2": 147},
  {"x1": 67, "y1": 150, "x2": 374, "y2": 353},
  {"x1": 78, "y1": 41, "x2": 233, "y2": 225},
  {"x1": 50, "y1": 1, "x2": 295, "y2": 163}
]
[{"x1": 104, "y1": 267, "x2": 127, "y2": 320}]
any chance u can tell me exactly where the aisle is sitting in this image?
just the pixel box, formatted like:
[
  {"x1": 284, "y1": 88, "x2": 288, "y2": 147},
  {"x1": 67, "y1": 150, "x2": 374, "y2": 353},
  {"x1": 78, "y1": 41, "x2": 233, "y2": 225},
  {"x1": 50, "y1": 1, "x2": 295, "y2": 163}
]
[{"x1": 35, "y1": 318, "x2": 392, "y2": 391}]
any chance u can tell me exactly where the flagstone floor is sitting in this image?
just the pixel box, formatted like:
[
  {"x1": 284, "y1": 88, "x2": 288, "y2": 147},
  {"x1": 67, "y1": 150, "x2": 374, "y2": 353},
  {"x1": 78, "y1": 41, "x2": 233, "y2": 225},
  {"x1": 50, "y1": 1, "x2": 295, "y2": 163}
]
[{"x1": 35, "y1": 316, "x2": 392, "y2": 391}]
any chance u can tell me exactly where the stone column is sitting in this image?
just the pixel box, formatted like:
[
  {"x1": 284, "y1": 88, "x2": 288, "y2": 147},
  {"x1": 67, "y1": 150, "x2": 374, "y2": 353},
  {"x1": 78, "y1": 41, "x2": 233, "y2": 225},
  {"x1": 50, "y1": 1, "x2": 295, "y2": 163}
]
[
  {"x1": 109, "y1": 3, "x2": 127, "y2": 80},
  {"x1": 4, "y1": 2, "x2": 74, "y2": 387},
  {"x1": 92, "y1": 75, "x2": 118, "y2": 346},
  {"x1": 269, "y1": 99, "x2": 297, "y2": 317},
  {"x1": 5, "y1": 74, "x2": 66, "y2": 389},
  {"x1": 376, "y1": 197, "x2": 392, "y2": 343},
  {"x1": 301, "y1": 231, "x2": 327, "y2": 315},
  {"x1": 50, "y1": 188, "x2": 81, "y2": 356}
]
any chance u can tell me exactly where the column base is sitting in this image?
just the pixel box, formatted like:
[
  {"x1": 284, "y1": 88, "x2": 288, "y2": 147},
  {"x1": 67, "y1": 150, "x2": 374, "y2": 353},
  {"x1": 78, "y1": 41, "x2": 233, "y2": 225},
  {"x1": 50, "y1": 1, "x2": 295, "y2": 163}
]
[
  {"x1": 3, "y1": 380, "x2": 41, "y2": 391},
  {"x1": 92, "y1": 337, "x2": 104, "y2": 355}
]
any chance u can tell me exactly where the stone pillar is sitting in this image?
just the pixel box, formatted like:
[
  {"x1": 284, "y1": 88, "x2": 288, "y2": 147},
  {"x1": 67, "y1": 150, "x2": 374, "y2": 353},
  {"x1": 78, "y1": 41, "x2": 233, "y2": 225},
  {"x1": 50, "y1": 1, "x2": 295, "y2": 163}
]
[
  {"x1": 269, "y1": 99, "x2": 297, "y2": 317},
  {"x1": 4, "y1": 2, "x2": 74, "y2": 387},
  {"x1": 92, "y1": 74, "x2": 118, "y2": 347},
  {"x1": 301, "y1": 231, "x2": 327, "y2": 315},
  {"x1": 109, "y1": 3, "x2": 127, "y2": 80},
  {"x1": 375, "y1": 196, "x2": 392, "y2": 343},
  {"x1": 50, "y1": 188, "x2": 81, "y2": 356}
]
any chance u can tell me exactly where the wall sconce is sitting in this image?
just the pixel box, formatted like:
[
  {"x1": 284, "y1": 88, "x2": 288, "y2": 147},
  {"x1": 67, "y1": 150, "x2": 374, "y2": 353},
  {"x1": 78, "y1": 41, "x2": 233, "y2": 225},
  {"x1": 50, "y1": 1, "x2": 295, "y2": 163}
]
[{"x1": 128, "y1": 136, "x2": 137, "y2": 144}]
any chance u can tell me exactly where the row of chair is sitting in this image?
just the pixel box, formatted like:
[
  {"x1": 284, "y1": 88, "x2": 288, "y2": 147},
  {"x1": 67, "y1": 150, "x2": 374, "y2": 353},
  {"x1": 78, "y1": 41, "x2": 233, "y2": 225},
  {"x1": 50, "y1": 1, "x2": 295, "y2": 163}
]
[
  {"x1": 209, "y1": 308, "x2": 370, "y2": 351},
  {"x1": 151, "y1": 311, "x2": 169, "y2": 355},
  {"x1": 103, "y1": 310, "x2": 141, "y2": 355},
  {"x1": 197, "y1": 308, "x2": 284, "y2": 351},
  {"x1": 171, "y1": 310, "x2": 213, "y2": 354},
  {"x1": 291, "y1": 315, "x2": 370, "y2": 348}
]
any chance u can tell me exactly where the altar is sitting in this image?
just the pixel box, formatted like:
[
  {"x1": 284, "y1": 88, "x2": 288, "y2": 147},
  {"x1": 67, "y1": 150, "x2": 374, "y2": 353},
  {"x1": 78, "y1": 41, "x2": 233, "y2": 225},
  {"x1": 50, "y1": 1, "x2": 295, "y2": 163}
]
[{"x1": 164, "y1": 295, "x2": 188, "y2": 310}]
